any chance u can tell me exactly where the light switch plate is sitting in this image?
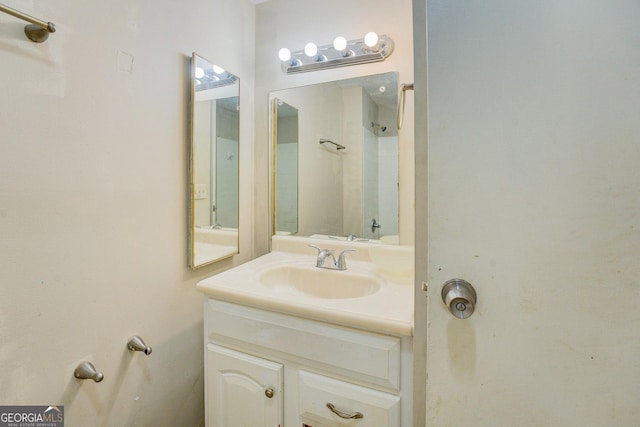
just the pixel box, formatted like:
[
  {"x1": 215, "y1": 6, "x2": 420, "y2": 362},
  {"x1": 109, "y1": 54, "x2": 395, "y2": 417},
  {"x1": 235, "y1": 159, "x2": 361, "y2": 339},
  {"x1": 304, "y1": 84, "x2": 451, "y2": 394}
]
[{"x1": 194, "y1": 184, "x2": 208, "y2": 200}]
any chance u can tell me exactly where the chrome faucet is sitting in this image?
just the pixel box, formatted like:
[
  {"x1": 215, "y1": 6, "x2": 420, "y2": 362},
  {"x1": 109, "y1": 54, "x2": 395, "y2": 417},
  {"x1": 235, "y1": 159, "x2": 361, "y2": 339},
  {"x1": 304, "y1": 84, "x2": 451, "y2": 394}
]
[
  {"x1": 336, "y1": 249, "x2": 356, "y2": 270},
  {"x1": 328, "y1": 234, "x2": 369, "y2": 242},
  {"x1": 309, "y1": 245, "x2": 355, "y2": 270}
]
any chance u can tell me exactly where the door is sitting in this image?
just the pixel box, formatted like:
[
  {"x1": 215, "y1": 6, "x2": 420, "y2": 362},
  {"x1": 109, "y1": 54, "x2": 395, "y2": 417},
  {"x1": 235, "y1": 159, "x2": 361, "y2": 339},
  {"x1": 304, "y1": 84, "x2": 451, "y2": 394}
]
[
  {"x1": 206, "y1": 344, "x2": 283, "y2": 427},
  {"x1": 420, "y1": 1, "x2": 640, "y2": 425}
]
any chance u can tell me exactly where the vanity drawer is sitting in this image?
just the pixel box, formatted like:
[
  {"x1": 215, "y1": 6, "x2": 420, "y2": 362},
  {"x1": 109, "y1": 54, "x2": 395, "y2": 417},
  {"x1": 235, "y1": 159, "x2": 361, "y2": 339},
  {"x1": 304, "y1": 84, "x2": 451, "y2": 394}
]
[
  {"x1": 298, "y1": 370, "x2": 400, "y2": 427},
  {"x1": 206, "y1": 299, "x2": 401, "y2": 390}
]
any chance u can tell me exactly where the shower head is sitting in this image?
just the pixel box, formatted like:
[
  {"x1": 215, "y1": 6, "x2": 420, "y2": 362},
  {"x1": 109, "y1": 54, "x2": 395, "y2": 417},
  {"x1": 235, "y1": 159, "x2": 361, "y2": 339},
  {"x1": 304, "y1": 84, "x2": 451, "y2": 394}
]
[{"x1": 371, "y1": 122, "x2": 387, "y2": 132}]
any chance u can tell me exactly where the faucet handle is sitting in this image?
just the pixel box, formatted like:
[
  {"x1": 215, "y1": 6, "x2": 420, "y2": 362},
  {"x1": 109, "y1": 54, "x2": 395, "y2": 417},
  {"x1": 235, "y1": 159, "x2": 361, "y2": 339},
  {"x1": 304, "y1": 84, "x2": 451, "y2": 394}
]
[
  {"x1": 309, "y1": 245, "x2": 335, "y2": 268},
  {"x1": 369, "y1": 218, "x2": 382, "y2": 233},
  {"x1": 336, "y1": 249, "x2": 356, "y2": 270},
  {"x1": 308, "y1": 244, "x2": 322, "y2": 254},
  {"x1": 308, "y1": 245, "x2": 334, "y2": 255}
]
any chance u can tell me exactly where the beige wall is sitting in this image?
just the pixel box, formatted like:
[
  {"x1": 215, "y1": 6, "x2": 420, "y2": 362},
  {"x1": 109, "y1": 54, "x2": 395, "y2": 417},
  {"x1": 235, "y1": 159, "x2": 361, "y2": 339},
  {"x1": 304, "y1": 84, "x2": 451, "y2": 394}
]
[
  {"x1": 254, "y1": 0, "x2": 415, "y2": 254},
  {"x1": 0, "y1": 0, "x2": 414, "y2": 423},
  {"x1": 0, "y1": 0, "x2": 255, "y2": 425}
]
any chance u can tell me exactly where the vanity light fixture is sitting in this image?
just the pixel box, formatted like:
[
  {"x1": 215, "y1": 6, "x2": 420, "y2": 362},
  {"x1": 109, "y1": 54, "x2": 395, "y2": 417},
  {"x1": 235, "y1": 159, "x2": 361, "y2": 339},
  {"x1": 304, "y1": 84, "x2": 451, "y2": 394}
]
[
  {"x1": 278, "y1": 32, "x2": 394, "y2": 74},
  {"x1": 304, "y1": 42, "x2": 318, "y2": 57},
  {"x1": 364, "y1": 31, "x2": 379, "y2": 47},
  {"x1": 333, "y1": 36, "x2": 348, "y2": 52},
  {"x1": 278, "y1": 48, "x2": 292, "y2": 62},
  {"x1": 194, "y1": 63, "x2": 237, "y2": 92}
]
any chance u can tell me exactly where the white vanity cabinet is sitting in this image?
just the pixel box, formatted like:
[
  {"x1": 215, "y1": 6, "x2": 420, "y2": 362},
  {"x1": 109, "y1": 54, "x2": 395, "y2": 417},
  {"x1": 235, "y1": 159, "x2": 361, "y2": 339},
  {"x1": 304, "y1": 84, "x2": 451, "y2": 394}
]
[{"x1": 203, "y1": 299, "x2": 413, "y2": 427}]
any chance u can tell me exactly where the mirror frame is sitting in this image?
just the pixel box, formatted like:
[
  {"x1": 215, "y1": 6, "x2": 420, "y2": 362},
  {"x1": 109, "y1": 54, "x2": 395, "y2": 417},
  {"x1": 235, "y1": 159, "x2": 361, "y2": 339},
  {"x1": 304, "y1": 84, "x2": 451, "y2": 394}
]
[
  {"x1": 270, "y1": 98, "x2": 277, "y2": 237},
  {"x1": 188, "y1": 52, "x2": 240, "y2": 269}
]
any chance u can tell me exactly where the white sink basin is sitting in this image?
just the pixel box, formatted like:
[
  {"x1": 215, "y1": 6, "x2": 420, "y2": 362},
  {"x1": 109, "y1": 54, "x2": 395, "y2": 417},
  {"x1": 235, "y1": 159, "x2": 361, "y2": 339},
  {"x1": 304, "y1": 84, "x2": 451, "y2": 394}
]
[
  {"x1": 196, "y1": 236, "x2": 415, "y2": 336},
  {"x1": 258, "y1": 265, "x2": 382, "y2": 299}
]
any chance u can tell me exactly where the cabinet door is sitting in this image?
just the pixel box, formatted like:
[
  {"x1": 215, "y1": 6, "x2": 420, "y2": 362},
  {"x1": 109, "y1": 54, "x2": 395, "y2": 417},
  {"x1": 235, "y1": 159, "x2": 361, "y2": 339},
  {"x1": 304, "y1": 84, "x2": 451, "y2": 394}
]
[{"x1": 206, "y1": 344, "x2": 283, "y2": 427}]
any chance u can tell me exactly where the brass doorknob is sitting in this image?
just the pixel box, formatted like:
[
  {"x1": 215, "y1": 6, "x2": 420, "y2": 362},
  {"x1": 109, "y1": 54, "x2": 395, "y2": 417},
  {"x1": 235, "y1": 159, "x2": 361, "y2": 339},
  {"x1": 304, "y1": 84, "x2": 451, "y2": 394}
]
[{"x1": 265, "y1": 388, "x2": 274, "y2": 398}]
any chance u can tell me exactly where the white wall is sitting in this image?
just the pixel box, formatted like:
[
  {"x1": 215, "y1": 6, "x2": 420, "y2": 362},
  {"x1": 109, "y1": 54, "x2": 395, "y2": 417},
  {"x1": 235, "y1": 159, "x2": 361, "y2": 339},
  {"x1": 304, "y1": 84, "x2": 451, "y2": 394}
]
[
  {"x1": 274, "y1": 114, "x2": 299, "y2": 233},
  {"x1": 215, "y1": 136, "x2": 239, "y2": 228},
  {"x1": 254, "y1": 0, "x2": 415, "y2": 253},
  {"x1": 0, "y1": 0, "x2": 255, "y2": 425},
  {"x1": 342, "y1": 86, "x2": 364, "y2": 236},
  {"x1": 193, "y1": 100, "x2": 213, "y2": 227},
  {"x1": 275, "y1": 142, "x2": 298, "y2": 232}
]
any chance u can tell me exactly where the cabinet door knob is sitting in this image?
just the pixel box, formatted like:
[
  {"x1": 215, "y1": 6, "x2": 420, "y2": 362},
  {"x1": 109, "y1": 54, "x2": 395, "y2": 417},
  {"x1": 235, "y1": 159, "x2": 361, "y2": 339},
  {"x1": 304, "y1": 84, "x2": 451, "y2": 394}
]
[{"x1": 264, "y1": 388, "x2": 274, "y2": 398}]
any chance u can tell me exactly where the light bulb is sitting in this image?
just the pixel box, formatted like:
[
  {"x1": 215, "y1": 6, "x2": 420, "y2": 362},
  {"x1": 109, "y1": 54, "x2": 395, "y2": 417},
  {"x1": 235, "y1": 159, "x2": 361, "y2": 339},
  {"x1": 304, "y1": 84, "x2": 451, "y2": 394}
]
[
  {"x1": 278, "y1": 48, "x2": 291, "y2": 62},
  {"x1": 364, "y1": 31, "x2": 379, "y2": 47},
  {"x1": 333, "y1": 36, "x2": 347, "y2": 51},
  {"x1": 212, "y1": 65, "x2": 225, "y2": 74},
  {"x1": 195, "y1": 67, "x2": 205, "y2": 79},
  {"x1": 304, "y1": 42, "x2": 318, "y2": 57}
]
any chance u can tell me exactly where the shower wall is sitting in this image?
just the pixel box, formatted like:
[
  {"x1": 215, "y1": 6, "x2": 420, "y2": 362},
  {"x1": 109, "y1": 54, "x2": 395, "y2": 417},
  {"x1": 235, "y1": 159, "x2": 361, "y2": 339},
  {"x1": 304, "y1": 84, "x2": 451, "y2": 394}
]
[
  {"x1": 378, "y1": 135, "x2": 399, "y2": 237},
  {"x1": 362, "y1": 126, "x2": 380, "y2": 238}
]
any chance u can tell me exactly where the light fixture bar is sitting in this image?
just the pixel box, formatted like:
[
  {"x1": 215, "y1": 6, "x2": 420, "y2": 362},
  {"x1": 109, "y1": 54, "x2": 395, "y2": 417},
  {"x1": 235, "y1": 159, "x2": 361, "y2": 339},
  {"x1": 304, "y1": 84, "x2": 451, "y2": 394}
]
[
  {"x1": 281, "y1": 35, "x2": 394, "y2": 74},
  {"x1": 195, "y1": 75, "x2": 237, "y2": 92}
]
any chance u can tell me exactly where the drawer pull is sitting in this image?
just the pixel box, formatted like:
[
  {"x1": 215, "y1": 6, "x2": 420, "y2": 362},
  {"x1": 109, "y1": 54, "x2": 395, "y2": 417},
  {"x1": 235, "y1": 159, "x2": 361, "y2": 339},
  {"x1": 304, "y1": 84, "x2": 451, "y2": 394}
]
[{"x1": 326, "y1": 403, "x2": 364, "y2": 419}]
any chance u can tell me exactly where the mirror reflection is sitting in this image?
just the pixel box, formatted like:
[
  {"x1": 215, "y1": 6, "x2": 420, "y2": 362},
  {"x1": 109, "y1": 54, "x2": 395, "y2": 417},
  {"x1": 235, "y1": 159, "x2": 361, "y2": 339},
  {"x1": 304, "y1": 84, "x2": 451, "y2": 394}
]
[
  {"x1": 189, "y1": 53, "x2": 239, "y2": 269},
  {"x1": 271, "y1": 72, "x2": 399, "y2": 243},
  {"x1": 273, "y1": 99, "x2": 299, "y2": 235}
]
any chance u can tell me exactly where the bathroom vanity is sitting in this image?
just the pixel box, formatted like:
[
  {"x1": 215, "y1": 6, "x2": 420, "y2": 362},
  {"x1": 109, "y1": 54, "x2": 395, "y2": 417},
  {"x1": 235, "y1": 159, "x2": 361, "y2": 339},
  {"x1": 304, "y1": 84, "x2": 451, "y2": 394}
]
[{"x1": 197, "y1": 236, "x2": 414, "y2": 427}]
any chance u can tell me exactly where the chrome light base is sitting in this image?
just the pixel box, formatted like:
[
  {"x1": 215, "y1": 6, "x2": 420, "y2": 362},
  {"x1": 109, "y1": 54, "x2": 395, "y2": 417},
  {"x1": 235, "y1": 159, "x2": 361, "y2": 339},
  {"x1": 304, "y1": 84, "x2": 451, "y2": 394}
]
[{"x1": 281, "y1": 35, "x2": 394, "y2": 74}]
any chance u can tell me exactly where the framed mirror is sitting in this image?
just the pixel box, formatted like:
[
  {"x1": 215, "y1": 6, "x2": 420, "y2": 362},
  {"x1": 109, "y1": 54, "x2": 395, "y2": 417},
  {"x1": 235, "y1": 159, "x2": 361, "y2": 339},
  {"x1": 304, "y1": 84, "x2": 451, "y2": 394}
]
[
  {"x1": 189, "y1": 53, "x2": 239, "y2": 269},
  {"x1": 270, "y1": 72, "x2": 399, "y2": 243}
]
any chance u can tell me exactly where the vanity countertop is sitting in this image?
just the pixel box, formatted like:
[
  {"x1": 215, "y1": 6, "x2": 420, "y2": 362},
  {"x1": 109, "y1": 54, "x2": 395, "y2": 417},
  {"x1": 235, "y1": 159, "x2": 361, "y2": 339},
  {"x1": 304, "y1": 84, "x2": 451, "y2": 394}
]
[{"x1": 196, "y1": 236, "x2": 414, "y2": 337}]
